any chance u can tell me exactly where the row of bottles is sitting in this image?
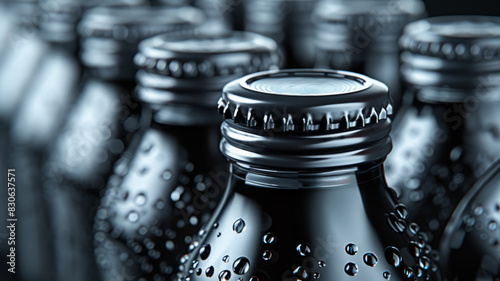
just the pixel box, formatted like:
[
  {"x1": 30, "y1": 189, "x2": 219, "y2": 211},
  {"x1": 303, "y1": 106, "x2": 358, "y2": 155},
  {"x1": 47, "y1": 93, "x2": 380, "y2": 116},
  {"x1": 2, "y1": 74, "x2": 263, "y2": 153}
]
[{"x1": 1, "y1": 1, "x2": 499, "y2": 281}]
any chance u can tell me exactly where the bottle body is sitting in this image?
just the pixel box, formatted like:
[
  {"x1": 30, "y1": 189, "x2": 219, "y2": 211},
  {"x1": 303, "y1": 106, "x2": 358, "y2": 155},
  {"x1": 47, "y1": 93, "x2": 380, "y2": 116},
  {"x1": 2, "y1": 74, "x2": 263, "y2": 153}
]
[
  {"x1": 179, "y1": 162, "x2": 440, "y2": 281},
  {"x1": 385, "y1": 89, "x2": 500, "y2": 246},
  {"x1": 95, "y1": 122, "x2": 228, "y2": 281}
]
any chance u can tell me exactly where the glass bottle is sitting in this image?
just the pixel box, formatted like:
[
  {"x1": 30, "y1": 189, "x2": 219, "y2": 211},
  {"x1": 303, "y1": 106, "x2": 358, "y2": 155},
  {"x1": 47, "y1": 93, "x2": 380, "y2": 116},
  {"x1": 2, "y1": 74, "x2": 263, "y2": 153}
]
[
  {"x1": 313, "y1": 0, "x2": 426, "y2": 115},
  {"x1": 440, "y1": 158, "x2": 500, "y2": 281},
  {"x1": 93, "y1": 31, "x2": 279, "y2": 281},
  {"x1": 177, "y1": 69, "x2": 441, "y2": 281},
  {"x1": 385, "y1": 16, "x2": 500, "y2": 248},
  {"x1": 42, "y1": 5, "x2": 205, "y2": 281}
]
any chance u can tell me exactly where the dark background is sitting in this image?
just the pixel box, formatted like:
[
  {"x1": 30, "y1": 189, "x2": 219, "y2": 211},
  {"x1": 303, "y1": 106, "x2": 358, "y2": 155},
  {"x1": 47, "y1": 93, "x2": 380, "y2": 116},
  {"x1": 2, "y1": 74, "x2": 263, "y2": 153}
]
[{"x1": 424, "y1": 0, "x2": 500, "y2": 16}]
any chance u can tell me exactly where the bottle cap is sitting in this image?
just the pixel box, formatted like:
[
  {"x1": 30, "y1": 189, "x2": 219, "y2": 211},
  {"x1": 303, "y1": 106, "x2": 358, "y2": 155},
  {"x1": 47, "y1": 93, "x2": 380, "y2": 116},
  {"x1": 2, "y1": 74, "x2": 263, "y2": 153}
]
[
  {"x1": 400, "y1": 16, "x2": 500, "y2": 101},
  {"x1": 219, "y1": 69, "x2": 393, "y2": 169},
  {"x1": 134, "y1": 31, "x2": 279, "y2": 125},
  {"x1": 78, "y1": 5, "x2": 204, "y2": 80}
]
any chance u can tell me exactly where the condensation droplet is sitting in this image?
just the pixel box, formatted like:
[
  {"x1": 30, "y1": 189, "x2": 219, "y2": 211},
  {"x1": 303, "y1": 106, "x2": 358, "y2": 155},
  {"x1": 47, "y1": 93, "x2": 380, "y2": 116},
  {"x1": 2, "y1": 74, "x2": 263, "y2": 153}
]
[
  {"x1": 409, "y1": 222, "x2": 420, "y2": 235},
  {"x1": 233, "y1": 257, "x2": 250, "y2": 275},
  {"x1": 345, "y1": 243, "x2": 358, "y2": 255},
  {"x1": 219, "y1": 270, "x2": 231, "y2": 281},
  {"x1": 387, "y1": 213, "x2": 407, "y2": 233},
  {"x1": 185, "y1": 163, "x2": 194, "y2": 172},
  {"x1": 383, "y1": 271, "x2": 391, "y2": 280},
  {"x1": 127, "y1": 211, "x2": 139, "y2": 222},
  {"x1": 363, "y1": 253, "x2": 378, "y2": 266},
  {"x1": 314, "y1": 272, "x2": 320, "y2": 279},
  {"x1": 155, "y1": 199, "x2": 165, "y2": 210},
  {"x1": 474, "y1": 205, "x2": 484, "y2": 216},
  {"x1": 404, "y1": 267, "x2": 414, "y2": 278},
  {"x1": 192, "y1": 260, "x2": 199, "y2": 269},
  {"x1": 408, "y1": 241, "x2": 421, "y2": 257},
  {"x1": 385, "y1": 247, "x2": 402, "y2": 267},
  {"x1": 206, "y1": 266, "x2": 214, "y2": 277},
  {"x1": 249, "y1": 277, "x2": 259, "y2": 281},
  {"x1": 344, "y1": 262, "x2": 358, "y2": 276},
  {"x1": 419, "y1": 257, "x2": 430, "y2": 269},
  {"x1": 222, "y1": 255, "x2": 230, "y2": 263},
  {"x1": 262, "y1": 250, "x2": 272, "y2": 261},
  {"x1": 162, "y1": 170, "x2": 172, "y2": 180},
  {"x1": 296, "y1": 243, "x2": 311, "y2": 256},
  {"x1": 134, "y1": 193, "x2": 147, "y2": 206},
  {"x1": 213, "y1": 223, "x2": 219, "y2": 229},
  {"x1": 199, "y1": 244, "x2": 211, "y2": 260},
  {"x1": 233, "y1": 218, "x2": 246, "y2": 234},
  {"x1": 293, "y1": 266, "x2": 309, "y2": 279},
  {"x1": 263, "y1": 233, "x2": 275, "y2": 244},
  {"x1": 395, "y1": 204, "x2": 408, "y2": 219},
  {"x1": 318, "y1": 260, "x2": 326, "y2": 268},
  {"x1": 488, "y1": 221, "x2": 498, "y2": 231},
  {"x1": 165, "y1": 241, "x2": 174, "y2": 251},
  {"x1": 415, "y1": 266, "x2": 424, "y2": 277}
]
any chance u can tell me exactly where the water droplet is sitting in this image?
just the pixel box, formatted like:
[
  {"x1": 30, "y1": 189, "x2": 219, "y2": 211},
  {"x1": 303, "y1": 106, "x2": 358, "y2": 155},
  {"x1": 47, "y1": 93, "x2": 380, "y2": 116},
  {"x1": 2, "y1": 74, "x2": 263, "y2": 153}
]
[
  {"x1": 344, "y1": 262, "x2": 358, "y2": 276},
  {"x1": 249, "y1": 277, "x2": 259, "y2": 281},
  {"x1": 219, "y1": 270, "x2": 231, "y2": 281},
  {"x1": 409, "y1": 223, "x2": 420, "y2": 235},
  {"x1": 233, "y1": 257, "x2": 250, "y2": 275},
  {"x1": 385, "y1": 247, "x2": 402, "y2": 267},
  {"x1": 190, "y1": 216, "x2": 199, "y2": 226},
  {"x1": 141, "y1": 142, "x2": 153, "y2": 153},
  {"x1": 198, "y1": 229, "x2": 207, "y2": 238},
  {"x1": 415, "y1": 266, "x2": 424, "y2": 277},
  {"x1": 214, "y1": 223, "x2": 219, "y2": 229},
  {"x1": 165, "y1": 241, "x2": 174, "y2": 251},
  {"x1": 408, "y1": 241, "x2": 421, "y2": 257},
  {"x1": 345, "y1": 243, "x2": 358, "y2": 255},
  {"x1": 474, "y1": 205, "x2": 484, "y2": 216},
  {"x1": 127, "y1": 211, "x2": 139, "y2": 222},
  {"x1": 262, "y1": 250, "x2": 272, "y2": 261},
  {"x1": 199, "y1": 244, "x2": 211, "y2": 260},
  {"x1": 363, "y1": 253, "x2": 378, "y2": 266},
  {"x1": 162, "y1": 170, "x2": 172, "y2": 180},
  {"x1": 185, "y1": 163, "x2": 194, "y2": 172},
  {"x1": 134, "y1": 193, "x2": 147, "y2": 206},
  {"x1": 318, "y1": 260, "x2": 326, "y2": 268},
  {"x1": 293, "y1": 266, "x2": 309, "y2": 279},
  {"x1": 196, "y1": 268, "x2": 202, "y2": 276},
  {"x1": 188, "y1": 241, "x2": 200, "y2": 252},
  {"x1": 488, "y1": 221, "x2": 498, "y2": 231},
  {"x1": 383, "y1": 271, "x2": 391, "y2": 280},
  {"x1": 223, "y1": 255, "x2": 230, "y2": 263},
  {"x1": 155, "y1": 199, "x2": 165, "y2": 210},
  {"x1": 395, "y1": 204, "x2": 408, "y2": 219},
  {"x1": 417, "y1": 234, "x2": 427, "y2": 248},
  {"x1": 404, "y1": 267, "x2": 414, "y2": 278},
  {"x1": 387, "y1": 213, "x2": 407, "y2": 233},
  {"x1": 217, "y1": 232, "x2": 222, "y2": 238},
  {"x1": 206, "y1": 266, "x2": 214, "y2": 277},
  {"x1": 313, "y1": 272, "x2": 320, "y2": 279},
  {"x1": 180, "y1": 254, "x2": 190, "y2": 264},
  {"x1": 192, "y1": 260, "x2": 199, "y2": 269},
  {"x1": 464, "y1": 215, "x2": 476, "y2": 227},
  {"x1": 419, "y1": 257, "x2": 430, "y2": 269},
  {"x1": 263, "y1": 233, "x2": 275, "y2": 244},
  {"x1": 296, "y1": 243, "x2": 311, "y2": 256},
  {"x1": 233, "y1": 219, "x2": 246, "y2": 233}
]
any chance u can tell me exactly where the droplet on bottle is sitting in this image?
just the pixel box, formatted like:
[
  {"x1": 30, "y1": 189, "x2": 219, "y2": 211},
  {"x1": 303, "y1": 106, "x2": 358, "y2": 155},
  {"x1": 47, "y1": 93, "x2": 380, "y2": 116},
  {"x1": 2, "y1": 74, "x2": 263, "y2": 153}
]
[
  {"x1": 263, "y1": 233, "x2": 275, "y2": 244},
  {"x1": 219, "y1": 270, "x2": 231, "y2": 281},
  {"x1": 188, "y1": 241, "x2": 200, "y2": 252},
  {"x1": 387, "y1": 213, "x2": 407, "y2": 233},
  {"x1": 385, "y1": 247, "x2": 402, "y2": 267},
  {"x1": 318, "y1": 260, "x2": 326, "y2": 268},
  {"x1": 408, "y1": 241, "x2": 421, "y2": 258},
  {"x1": 296, "y1": 243, "x2": 311, "y2": 256},
  {"x1": 214, "y1": 223, "x2": 219, "y2": 229},
  {"x1": 233, "y1": 257, "x2": 250, "y2": 275},
  {"x1": 127, "y1": 211, "x2": 139, "y2": 222},
  {"x1": 192, "y1": 260, "x2": 199, "y2": 269},
  {"x1": 196, "y1": 268, "x2": 202, "y2": 276},
  {"x1": 404, "y1": 267, "x2": 414, "y2": 278},
  {"x1": 185, "y1": 163, "x2": 194, "y2": 172},
  {"x1": 198, "y1": 229, "x2": 207, "y2": 238},
  {"x1": 249, "y1": 276, "x2": 259, "y2": 281},
  {"x1": 344, "y1": 263, "x2": 358, "y2": 276},
  {"x1": 206, "y1": 266, "x2": 214, "y2": 277},
  {"x1": 199, "y1": 244, "x2": 211, "y2": 260},
  {"x1": 262, "y1": 250, "x2": 272, "y2": 261},
  {"x1": 222, "y1": 255, "x2": 230, "y2": 263},
  {"x1": 217, "y1": 232, "x2": 222, "y2": 238},
  {"x1": 474, "y1": 205, "x2": 484, "y2": 216},
  {"x1": 134, "y1": 193, "x2": 147, "y2": 206},
  {"x1": 165, "y1": 241, "x2": 174, "y2": 251},
  {"x1": 488, "y1": 221, "x2": 498, "y2": 231},
  {"x1": 419, "y1": 257, "x2": 430, "y2": 269},
  {"x1": 155, "y1": 199, "x2": 165, "y2": 210},
  {"x1": 395, "y1": 204, "x2": 408, "y2": 219},
  {"x1": 293, "y1": 266, "x2": 309, "y2": 279},
  {"x1": 313, "y1": 272, "x2": 320, "y2": 279},
  {"x1": 162, "y1": 170, "x2": 172, "y2": 181},
  {"x1": 409, "y1": 222, "x2": 420, "y2": 235},
  {"x1": 180, "y1": 254, "x2": 190, "y2": 264},
  {"x1": 463, "y1": 215, "x2": 476, "y2": 227},
  {"x1": 233, "y1": 218, "x2": 246, "y2": 233},
  {"x1": 415, "y1": 266, "x2": 424, "y2": 277},
  {"x1": 345, "y1": 243, "x2": 358, "y2": 255},
  {"x1": 383, "y1": 271, "x2": 391, "y2": 280},
  {"x1": 363, "y1": 253, "x2": 378, "y2": 266}
]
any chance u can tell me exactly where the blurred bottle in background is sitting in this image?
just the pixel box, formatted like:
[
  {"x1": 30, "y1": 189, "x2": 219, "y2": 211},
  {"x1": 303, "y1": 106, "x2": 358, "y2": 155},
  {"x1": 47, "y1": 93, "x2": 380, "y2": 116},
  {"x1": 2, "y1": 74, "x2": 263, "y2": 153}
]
[
  {"x1": 178, "y1": 69, "x2": 441, "y2": 281},
  {"x1": 93, "y1": 31, "x2": 279, "y2": 281},
  {"x1": 313, "y1": 0, "x2": 426, "y2": 116},
  {"x1": 440, "y1": 158, "x2": 500, "y2": 281},
  {"x1": 385, "y1": 16, "x2": 500, "y2": 249},
  {"x1": 244, "y1": 0, "x2": 318, "y2": 68},
  {"x1": 42, "y1": 4, "x2": 205, "y2": 281}
]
